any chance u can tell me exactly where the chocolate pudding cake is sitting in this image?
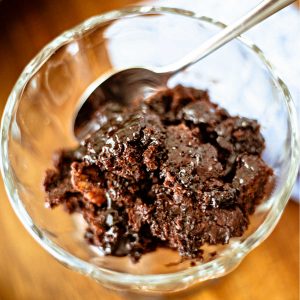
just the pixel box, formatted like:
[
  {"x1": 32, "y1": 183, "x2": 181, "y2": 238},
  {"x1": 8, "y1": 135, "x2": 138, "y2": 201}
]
[{"x1": 44, "y1": 85, "x2": 273, "y2": 262}]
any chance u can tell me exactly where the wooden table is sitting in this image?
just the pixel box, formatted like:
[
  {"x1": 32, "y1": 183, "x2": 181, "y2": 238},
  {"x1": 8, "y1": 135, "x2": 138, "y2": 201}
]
[{"x1": 0, "y1": 1, "x2": 299, "y2": 299}]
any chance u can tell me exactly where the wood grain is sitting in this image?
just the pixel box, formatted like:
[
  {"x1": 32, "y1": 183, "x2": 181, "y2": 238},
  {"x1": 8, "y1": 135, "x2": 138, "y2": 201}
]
[{"x1": 0, "y1": 1, "x2": 299, "y2": 299}]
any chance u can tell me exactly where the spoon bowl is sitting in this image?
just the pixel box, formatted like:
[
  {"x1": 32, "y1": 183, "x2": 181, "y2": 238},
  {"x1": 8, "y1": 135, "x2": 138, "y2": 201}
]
[{"x1": 74, "y1": 68, "x2": 170, "y2": 139}]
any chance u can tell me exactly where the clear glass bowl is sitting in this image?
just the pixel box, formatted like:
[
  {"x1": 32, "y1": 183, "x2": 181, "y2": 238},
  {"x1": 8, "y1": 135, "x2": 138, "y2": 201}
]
[{"x1": 1, "y1": 6, "x2": 299, "y2": 295}]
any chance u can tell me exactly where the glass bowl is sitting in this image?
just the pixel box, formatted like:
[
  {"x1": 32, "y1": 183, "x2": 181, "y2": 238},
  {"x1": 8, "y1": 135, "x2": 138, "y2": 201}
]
[{"x1": 1, "y1": 6, "x2": 299, "y2": 295}]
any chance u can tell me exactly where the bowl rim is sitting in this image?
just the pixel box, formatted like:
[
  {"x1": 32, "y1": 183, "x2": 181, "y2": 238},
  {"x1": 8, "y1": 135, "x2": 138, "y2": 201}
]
[{"x1": 1, "y1": 5, "x2": 299, "y2": 289}]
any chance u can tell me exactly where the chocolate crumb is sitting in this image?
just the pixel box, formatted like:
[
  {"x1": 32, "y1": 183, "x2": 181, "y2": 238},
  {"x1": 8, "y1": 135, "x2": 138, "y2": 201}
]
[{"x1": 210, "y1": 251, "x2": 217, "y2": 258}]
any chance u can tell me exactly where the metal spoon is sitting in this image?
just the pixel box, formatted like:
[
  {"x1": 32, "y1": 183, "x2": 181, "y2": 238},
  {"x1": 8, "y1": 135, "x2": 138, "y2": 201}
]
[{"x1": 74, "y1": 0, "x2": 295, "y2": 140}]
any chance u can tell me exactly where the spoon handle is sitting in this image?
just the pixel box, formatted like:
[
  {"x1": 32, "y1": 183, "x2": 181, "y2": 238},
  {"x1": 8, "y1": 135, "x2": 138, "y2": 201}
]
[{"x1": 165, "y1": 0, "x2": 295, "y2": 73}]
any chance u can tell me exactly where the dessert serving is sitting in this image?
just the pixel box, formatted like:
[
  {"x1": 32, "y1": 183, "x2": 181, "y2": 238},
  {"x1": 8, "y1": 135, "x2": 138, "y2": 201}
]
[
  {"x1": 2, "y1": 3, "x2": 298, "y2": 294},
  {"x1": 44, "y1": 84, "x2": 273, "y2": 262}
]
